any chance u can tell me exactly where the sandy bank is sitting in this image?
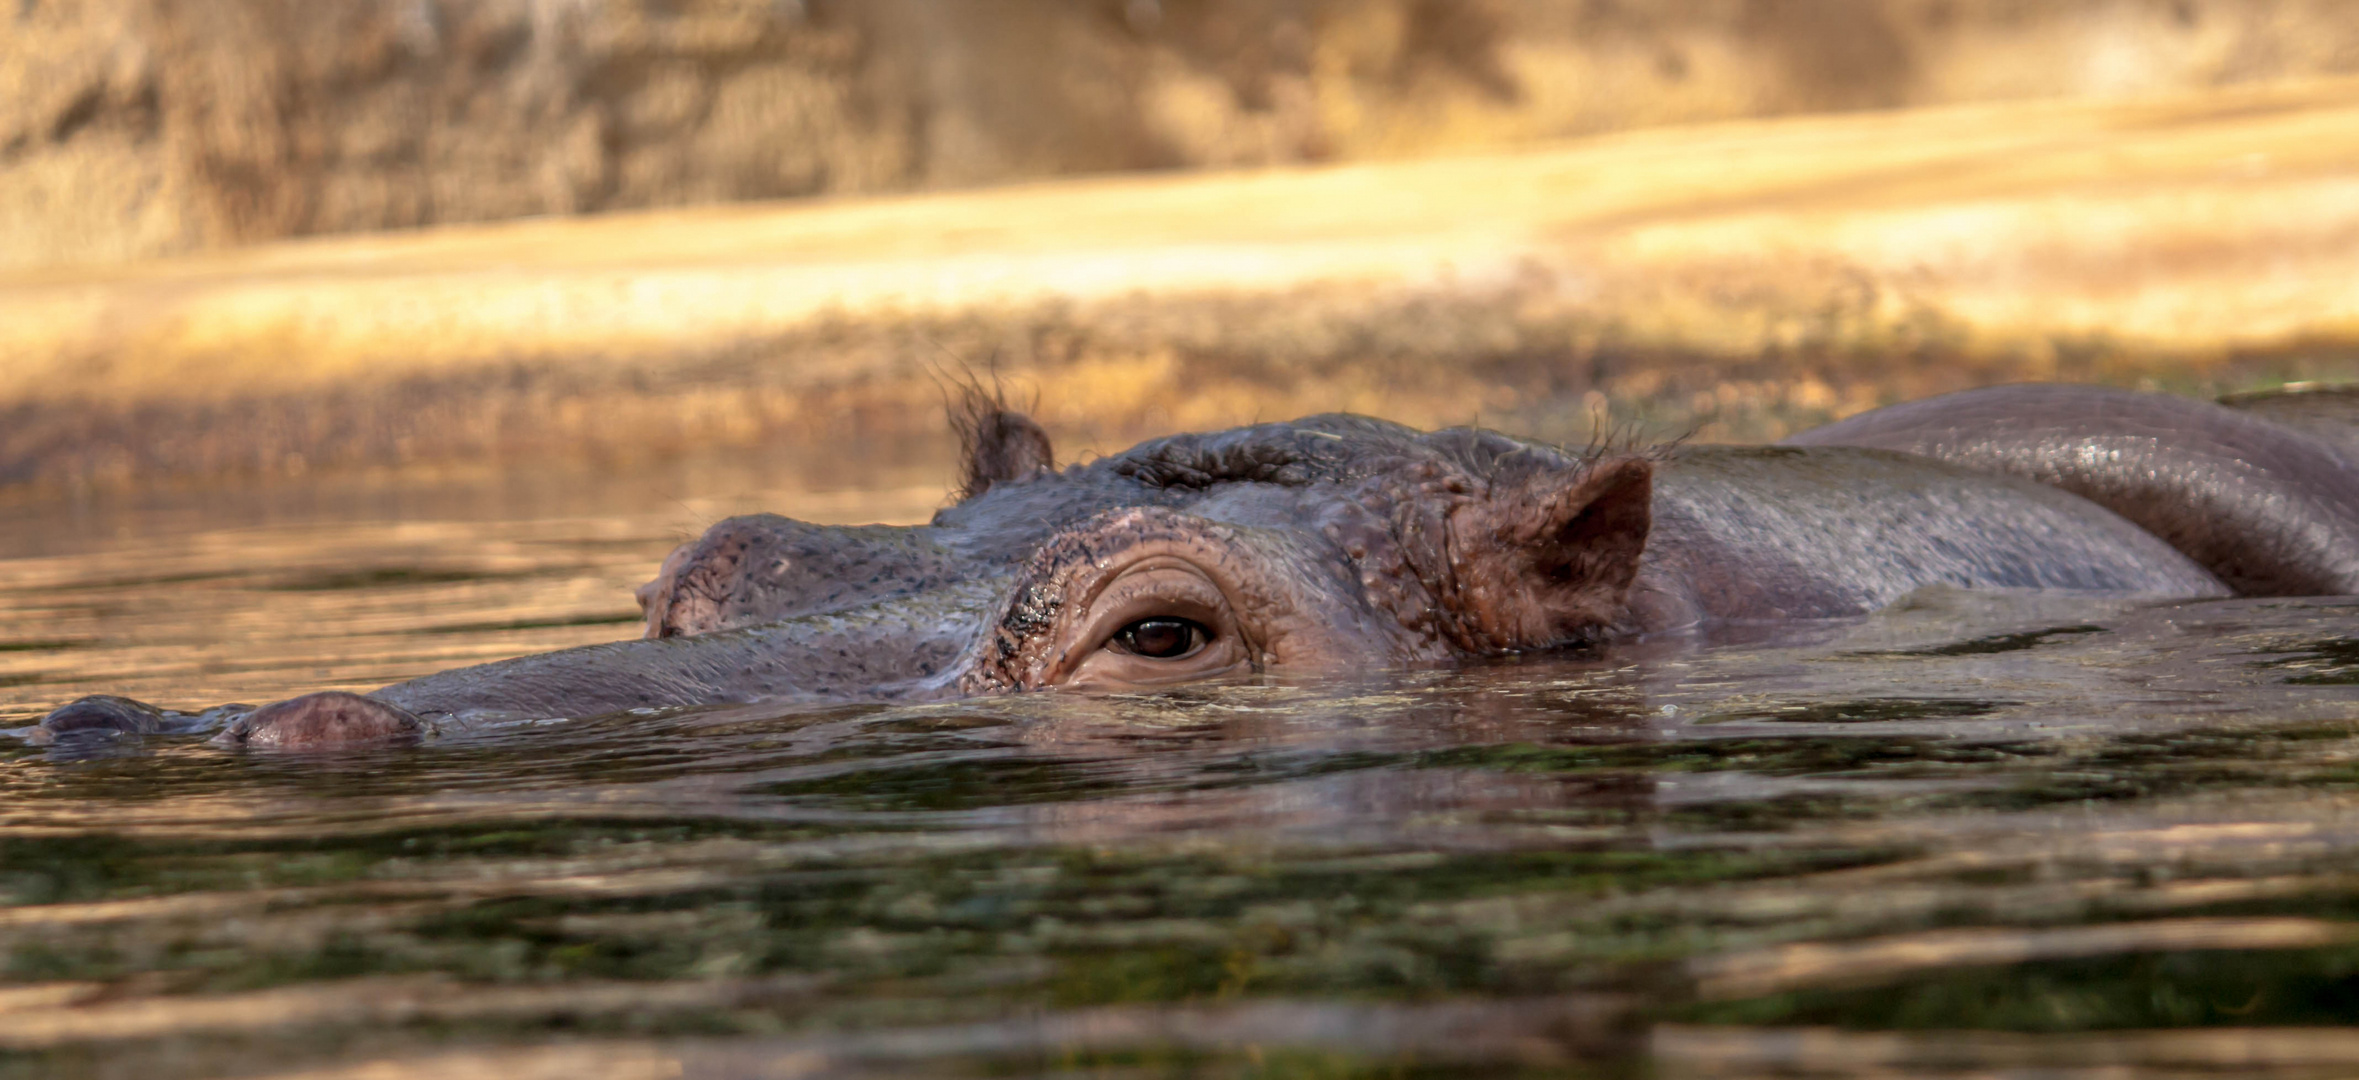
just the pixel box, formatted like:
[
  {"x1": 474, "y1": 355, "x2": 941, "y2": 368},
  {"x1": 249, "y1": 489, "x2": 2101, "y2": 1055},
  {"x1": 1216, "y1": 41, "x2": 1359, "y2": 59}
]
[
  {"x1": 5, "y1": 76, "x2": 2359, "y2": 489},
  {"x1": 16, "y1": 0, "x2": 2359, "y2": 271}
]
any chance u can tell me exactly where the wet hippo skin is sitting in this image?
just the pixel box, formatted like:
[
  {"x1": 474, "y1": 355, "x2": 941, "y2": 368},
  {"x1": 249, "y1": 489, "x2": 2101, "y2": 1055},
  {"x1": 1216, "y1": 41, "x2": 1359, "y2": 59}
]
[
  {"x1": 2221, "y1": 385, "x2": 2359, "y2": 461},
  {"x1": 39, "y1": 386, "x2": 2349, "y2": 749},
  {"x1": 36, "y1": 695, "x2": 167, "y2": 737},
  {"x1": 1785, "y1": 383, "x2": 2359, "y2": 596},
  {"x1": 1629, "y1": 444, "x2": 2224, "y2": 630},
  {"x1": 216, "y1": 692, "x2": 426, "y2": 748}
]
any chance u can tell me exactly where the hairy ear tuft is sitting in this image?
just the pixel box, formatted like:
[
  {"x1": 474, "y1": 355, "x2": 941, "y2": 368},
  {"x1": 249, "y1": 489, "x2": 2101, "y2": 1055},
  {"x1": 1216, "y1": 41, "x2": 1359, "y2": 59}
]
[
  {"x1": 951, "y1": 387, "x2": 1054, "y2": 501},
  {"x1": 1445, "y1": 455, "x2": 1652, "y2": 652}
]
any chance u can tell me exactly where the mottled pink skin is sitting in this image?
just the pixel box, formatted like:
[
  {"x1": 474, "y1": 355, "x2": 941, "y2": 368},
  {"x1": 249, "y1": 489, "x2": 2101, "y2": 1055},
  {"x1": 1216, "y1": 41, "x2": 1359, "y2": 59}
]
[
  {"x1": 215, "y1": 692, "x2": 425, "y2": 749},
  {"x1": 634, "y1": 542, "x2": 704, "y2": 639}
]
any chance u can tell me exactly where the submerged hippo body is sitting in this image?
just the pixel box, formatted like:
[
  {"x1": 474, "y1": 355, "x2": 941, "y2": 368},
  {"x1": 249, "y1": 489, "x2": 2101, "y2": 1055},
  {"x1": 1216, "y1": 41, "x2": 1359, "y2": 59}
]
[{"x1": 38, "y1": 384, "x2": 2356, "y2": 748}]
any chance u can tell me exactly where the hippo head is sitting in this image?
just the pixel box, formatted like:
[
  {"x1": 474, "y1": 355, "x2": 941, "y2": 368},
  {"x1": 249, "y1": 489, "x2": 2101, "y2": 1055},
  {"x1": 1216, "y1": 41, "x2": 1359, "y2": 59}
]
[
  {"x1": 635, "y1": 409, "x2": 1656, "y2": 697},
  {"x1": 37, "y1": 408, "x2": 1658, "y2": 749}
]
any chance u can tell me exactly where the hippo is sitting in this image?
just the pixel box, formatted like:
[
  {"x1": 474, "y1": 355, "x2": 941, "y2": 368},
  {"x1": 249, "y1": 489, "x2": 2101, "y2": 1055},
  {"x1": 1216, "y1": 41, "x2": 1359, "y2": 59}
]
[{"x1": 32, "y1": 383, "x2": 2359, "y2": 749}]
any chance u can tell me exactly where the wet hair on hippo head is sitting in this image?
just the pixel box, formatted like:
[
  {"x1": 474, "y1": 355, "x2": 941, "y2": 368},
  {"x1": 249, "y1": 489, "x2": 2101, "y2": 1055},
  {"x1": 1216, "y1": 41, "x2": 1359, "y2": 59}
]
[
  {"x1": 954, "y1": 403, "x2": 1629, "y2": 503},
  {"x1": 950, "y1": 385, "x2": 1055, "y2": 501},
  {"x1": 1109, "y1": 413, "x2": 1591, "y2": 491}
]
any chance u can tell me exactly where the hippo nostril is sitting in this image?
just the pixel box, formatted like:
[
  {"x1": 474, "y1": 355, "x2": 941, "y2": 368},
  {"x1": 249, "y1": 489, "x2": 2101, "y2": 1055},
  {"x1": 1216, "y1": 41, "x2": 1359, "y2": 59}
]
[{"x1": 39, "y1": 695, "x2": 166, "y2": 736}]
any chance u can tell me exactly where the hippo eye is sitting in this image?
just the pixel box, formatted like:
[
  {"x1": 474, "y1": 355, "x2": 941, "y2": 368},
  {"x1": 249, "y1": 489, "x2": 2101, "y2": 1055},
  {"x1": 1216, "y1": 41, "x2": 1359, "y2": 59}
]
[
  {"x1": 1110, "y1": 617, "x2": 1208, "y2": 659},
  {"x1": 1042, "y1": 552, "x2": 1254, "y2": 690}
]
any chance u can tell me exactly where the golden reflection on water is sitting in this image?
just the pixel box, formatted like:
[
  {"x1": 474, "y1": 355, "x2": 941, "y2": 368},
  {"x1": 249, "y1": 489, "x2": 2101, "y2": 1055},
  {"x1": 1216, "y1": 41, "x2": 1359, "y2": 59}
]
[{"x1": 0, "y1": 452, "x2": 949, "y2": 723}]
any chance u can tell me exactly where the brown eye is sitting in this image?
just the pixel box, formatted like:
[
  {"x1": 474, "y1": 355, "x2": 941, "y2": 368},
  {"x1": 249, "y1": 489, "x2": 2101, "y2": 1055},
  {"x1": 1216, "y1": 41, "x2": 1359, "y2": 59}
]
[{"x1": 1111, "y1": 617, "x2": 1208, "y2": 659}]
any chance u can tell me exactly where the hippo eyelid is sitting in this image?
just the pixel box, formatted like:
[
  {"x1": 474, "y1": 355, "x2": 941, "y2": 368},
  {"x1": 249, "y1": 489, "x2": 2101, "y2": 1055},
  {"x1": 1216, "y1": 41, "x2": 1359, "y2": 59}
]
[
  {"x1": 1108, "y1": 616, "x2": 1212, "y2": 660},
  {"x1": 1050, "y1": 556, "x2": 1256, "y2": 688},
  {"x1": 1070, "y1": 562, "x2": 1239, "y2": 652}
]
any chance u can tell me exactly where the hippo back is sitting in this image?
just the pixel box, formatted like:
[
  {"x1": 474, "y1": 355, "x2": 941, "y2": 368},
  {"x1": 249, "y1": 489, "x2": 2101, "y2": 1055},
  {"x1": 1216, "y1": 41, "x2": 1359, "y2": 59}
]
[
  {"x1": 2221, "y1": 385, "x2": 2359, "y2": 461},
  {"x1": 1783, "y1": 383, "x2": 2359, "y2": 597},
  {"x1": 1630, "y1": 445, "x2": 2228, "y2": 631}
]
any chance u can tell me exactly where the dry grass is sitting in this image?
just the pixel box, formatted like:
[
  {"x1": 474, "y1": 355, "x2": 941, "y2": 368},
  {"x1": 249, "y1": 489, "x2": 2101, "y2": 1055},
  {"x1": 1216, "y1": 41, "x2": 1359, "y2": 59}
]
[{"x1": 4, "y1": 76, "x2": 2359, "y2": 489}]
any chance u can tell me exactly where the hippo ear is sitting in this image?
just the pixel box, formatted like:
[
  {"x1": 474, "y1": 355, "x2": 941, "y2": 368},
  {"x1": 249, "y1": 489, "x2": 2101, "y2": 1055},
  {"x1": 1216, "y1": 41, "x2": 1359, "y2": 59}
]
[
  {"x1": 1446, "y1": 455, "x2": 1653, "y2": 652},
  {"x1": 954, "y1": 407, "x2": 1055, "y2": 501}
]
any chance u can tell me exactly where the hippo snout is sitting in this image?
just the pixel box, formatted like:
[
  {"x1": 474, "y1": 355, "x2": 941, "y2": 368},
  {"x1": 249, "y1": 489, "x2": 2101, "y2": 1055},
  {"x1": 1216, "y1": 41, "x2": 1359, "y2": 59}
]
[
  {"x1": 215, "y1": 692, "x2": 427, "y2": 749},
  {"x1": 636, "y1": 515, "x2": 971, "y2": 640}
]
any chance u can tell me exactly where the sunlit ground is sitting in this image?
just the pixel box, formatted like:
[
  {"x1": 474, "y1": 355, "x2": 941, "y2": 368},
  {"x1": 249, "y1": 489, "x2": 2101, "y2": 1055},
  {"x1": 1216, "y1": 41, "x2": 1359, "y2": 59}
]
[{"x1": 3, "y1": 76, "x2": 2358, "y2": 490}]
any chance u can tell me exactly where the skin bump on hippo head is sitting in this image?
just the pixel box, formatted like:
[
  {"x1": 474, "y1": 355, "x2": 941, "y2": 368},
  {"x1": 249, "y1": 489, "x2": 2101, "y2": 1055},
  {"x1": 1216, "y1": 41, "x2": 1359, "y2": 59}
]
[{"x1": 34, "y1": 383, "x2": 2359, "y2": 750}]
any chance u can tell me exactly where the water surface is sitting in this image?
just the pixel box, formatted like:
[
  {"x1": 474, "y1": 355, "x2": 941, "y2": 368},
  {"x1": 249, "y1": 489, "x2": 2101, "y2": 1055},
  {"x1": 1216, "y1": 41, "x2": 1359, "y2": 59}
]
[{"x1": 5, "y1": 458, "x2": 2359, "y2": 1079}]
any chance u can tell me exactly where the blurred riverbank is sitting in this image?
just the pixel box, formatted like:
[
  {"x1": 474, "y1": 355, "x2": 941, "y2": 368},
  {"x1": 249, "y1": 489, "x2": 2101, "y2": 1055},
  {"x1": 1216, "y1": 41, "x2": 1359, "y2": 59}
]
[
  {"x1": 4, "y1": 75, "x2": 2358, "y2": 492},
  {"x1": 16, "y1": 0, "x2": 2359, "y2": 271}
]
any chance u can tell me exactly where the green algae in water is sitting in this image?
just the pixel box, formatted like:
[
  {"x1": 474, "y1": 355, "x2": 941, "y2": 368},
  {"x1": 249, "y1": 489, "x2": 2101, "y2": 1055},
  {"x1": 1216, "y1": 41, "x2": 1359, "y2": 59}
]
[
  {"x1": 2259, "y1": 636, "x2": 2359, "y2": 685},
  {"x1": 1702, "y1": 698, "x2": 2020, "y2": 725},
  {"x1": 1846, "y1": 624, "x2": 2108, "y2": 657},
  {"x1": 757, "y1": 756, "x2": 1135, "y2": 811},
  {"x1": 1682, "y1": 945, "x2": 2359, "y2": 1032}
]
